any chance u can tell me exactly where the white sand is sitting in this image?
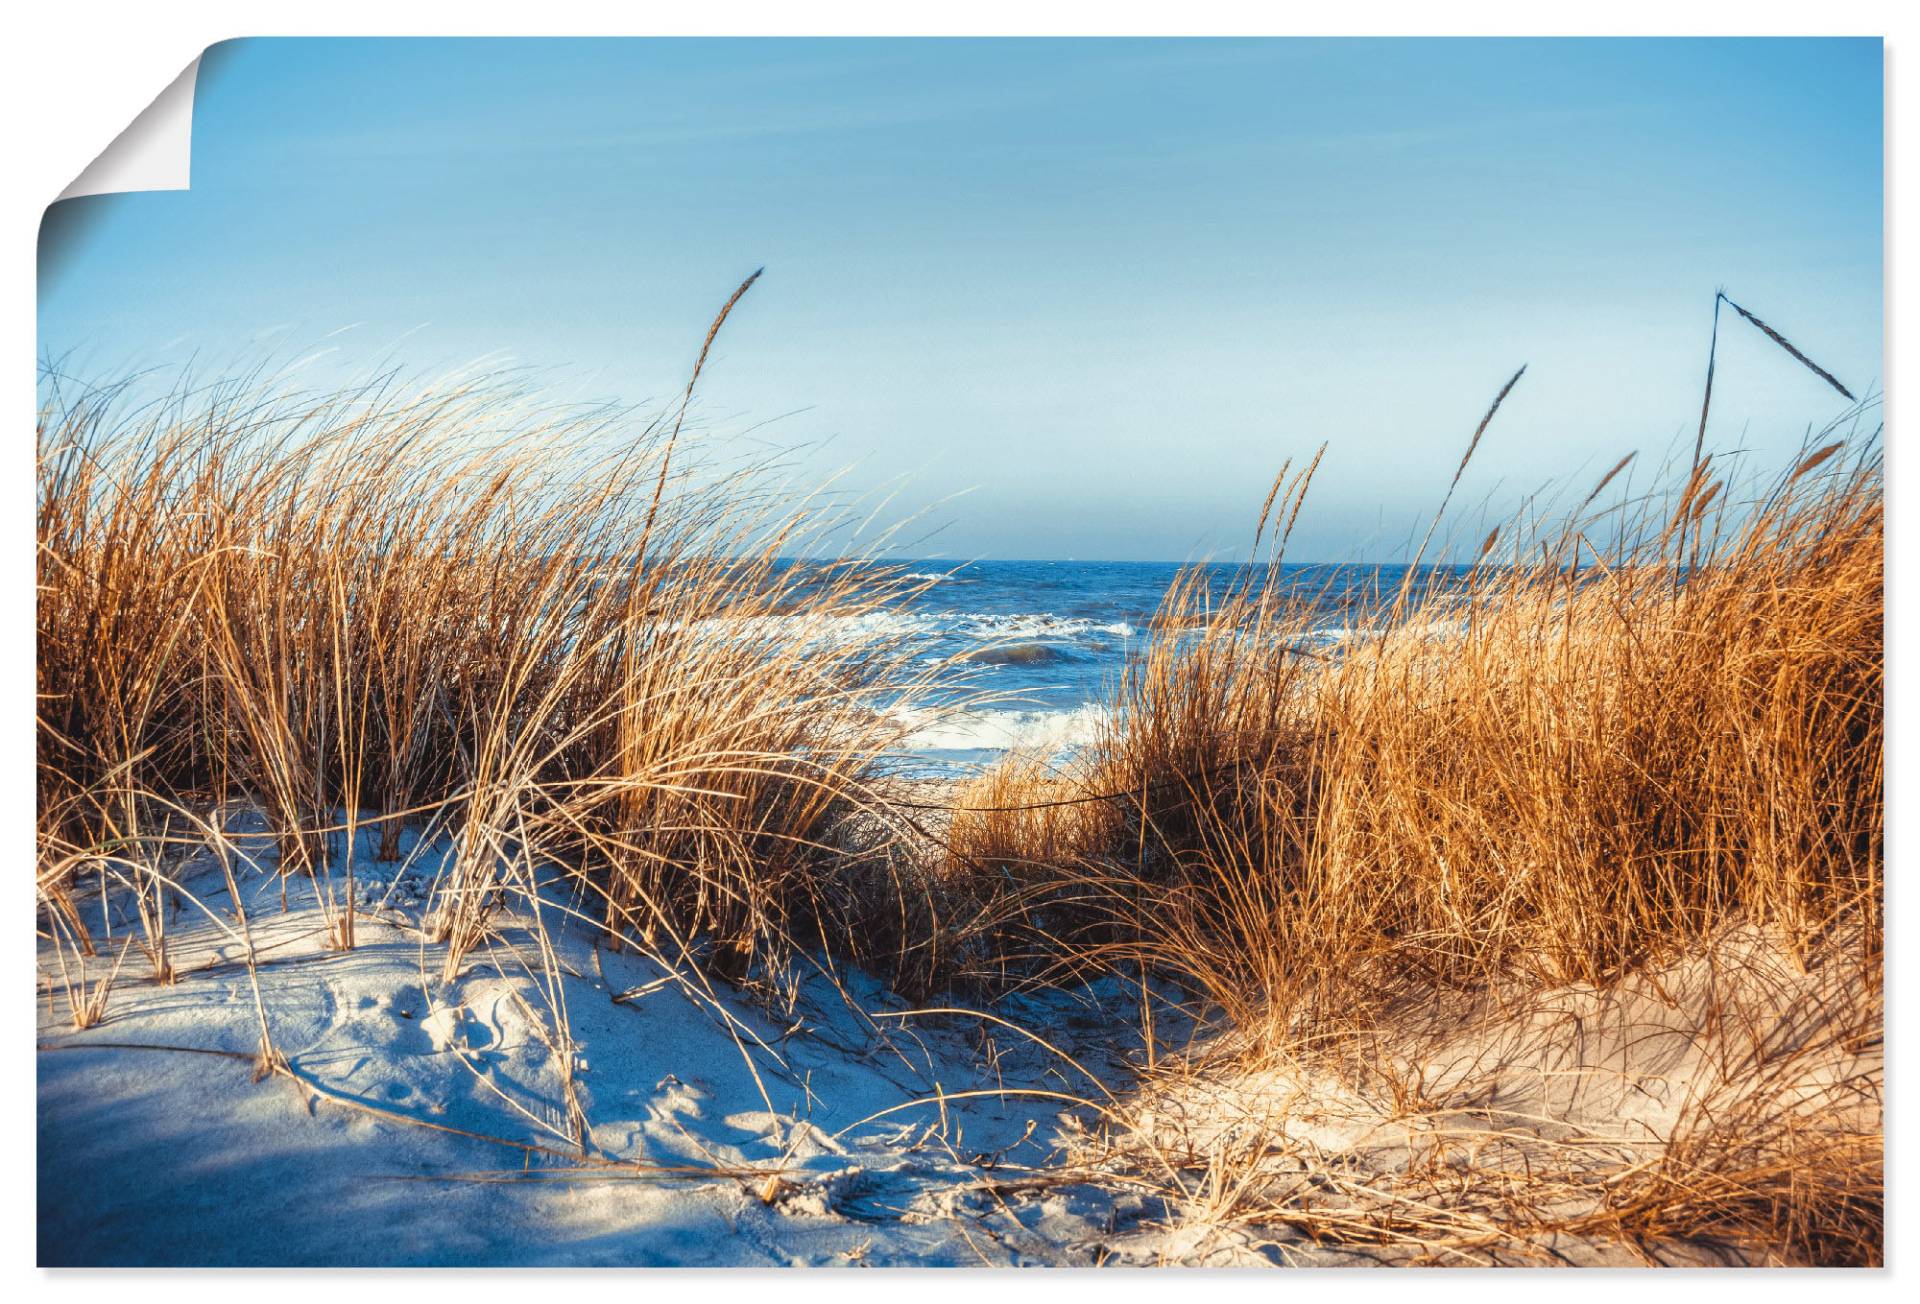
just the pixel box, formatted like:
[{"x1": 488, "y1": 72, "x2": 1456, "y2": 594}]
[
  {"x1": 37, "y1": 818, "x2": 1174, "y2": 1267},
  {"x1": 37, "y1": 816, "x2": 1879, "y2": 1266},
  {"x1": 1108, "y1": 925, "x2": 1882, "y2": 1266}
]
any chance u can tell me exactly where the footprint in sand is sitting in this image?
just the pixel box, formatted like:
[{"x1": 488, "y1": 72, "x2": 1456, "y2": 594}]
[{"x1": 422, "y1": 1004, "x2": 481, "y2": 1052}]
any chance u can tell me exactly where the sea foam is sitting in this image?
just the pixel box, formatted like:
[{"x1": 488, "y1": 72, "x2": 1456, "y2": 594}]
[{"x1": 888, "y1": 702, "x2": 1111, "y2": 759}]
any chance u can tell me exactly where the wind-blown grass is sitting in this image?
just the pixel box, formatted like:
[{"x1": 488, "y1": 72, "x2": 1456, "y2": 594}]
[
  {"x1": 36, "y1": 284, "x2": 1882, "y2": 1263},
  {"x1": 1044, "y1": 421, "x2": 1881, "y2": 1022},
  {"x1": 36, "y1": 286, "x2": 967, "y2": 1007},
  {"x1": 937, "y1": 292, "x2": 1881, "y2": 1262}
]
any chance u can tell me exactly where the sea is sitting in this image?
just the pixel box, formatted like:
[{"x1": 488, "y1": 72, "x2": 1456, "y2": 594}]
[{"x1": 875, "y1": 560, "x2": 1463, "y2": 773}]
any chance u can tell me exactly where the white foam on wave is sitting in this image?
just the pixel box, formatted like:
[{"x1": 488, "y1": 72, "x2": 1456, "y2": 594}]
[
  {"x1": 956, "y1": 612, "x2": 1135, "y2": 639},
  {"x1": 754, "y1": 609, "x2": 1137, "y2": 646},
  {"x1": 889, "y1": 702, "x2": 1111, "y2": 757}
]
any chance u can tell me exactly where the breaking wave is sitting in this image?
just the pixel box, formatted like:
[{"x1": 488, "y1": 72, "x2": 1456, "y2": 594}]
[{"x1": 888, "y1": 703, "x2": 1111, "y2": 760}]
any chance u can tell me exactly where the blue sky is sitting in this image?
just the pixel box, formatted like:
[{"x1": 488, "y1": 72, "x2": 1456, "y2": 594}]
[{"x1": 39, "y1": 37, "x2": 1882, "y2": 561}]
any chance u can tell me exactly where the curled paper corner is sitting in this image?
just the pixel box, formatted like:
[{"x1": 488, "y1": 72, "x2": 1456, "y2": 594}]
[{"x1": 57, "y1": 55, "x2": 202, "y2": 201}]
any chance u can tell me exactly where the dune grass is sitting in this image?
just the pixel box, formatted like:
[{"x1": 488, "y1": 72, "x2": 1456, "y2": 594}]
[
  {"x1": 37, "y1": 286, "x2": 1882, "y2": 1263},
  {"x1": 939, "y1": 376, "x2": 1883, "y2": 1262},
  {"x1": 35, "y1": 279, "x2": 974, "y2": 1027},
  {"x1": 1053, "y1": 429, "x2": 1881, "y2": 1021}
]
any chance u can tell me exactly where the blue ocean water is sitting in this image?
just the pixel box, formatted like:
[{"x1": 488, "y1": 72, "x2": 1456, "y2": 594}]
[{"x1": 880, "y1": 560, "x2": 1462, "y2": 771}]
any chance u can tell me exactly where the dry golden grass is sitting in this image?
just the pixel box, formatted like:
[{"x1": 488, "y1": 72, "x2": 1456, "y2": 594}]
[
  {"x1": 35, "y1": 279, "x2": 969, "y2": 1023},
  {"x1": 37, "y1": 282, "x2": 1882, "y2": 1263},
  {"x1": 1054, "y1": 428, "x2": 1881, "y2": 1024},
  {"x1": 952, "y1": 370, "x2": 1881, "y2": 1267}
]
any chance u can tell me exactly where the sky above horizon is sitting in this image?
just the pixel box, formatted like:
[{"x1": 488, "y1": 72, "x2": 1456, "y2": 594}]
[{"x1": 39, "y1": 37, "x2": 1882, "y2": 562}]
